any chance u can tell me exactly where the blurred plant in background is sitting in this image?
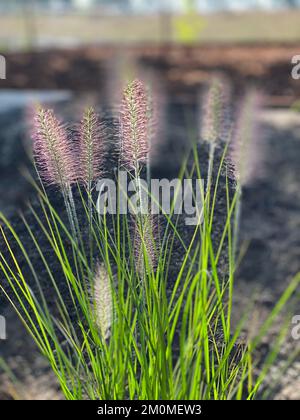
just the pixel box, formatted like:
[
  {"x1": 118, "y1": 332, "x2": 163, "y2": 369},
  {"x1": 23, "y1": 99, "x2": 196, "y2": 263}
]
[{"x1": 173, "y1": 0, "x2": 205, "y2": 44}]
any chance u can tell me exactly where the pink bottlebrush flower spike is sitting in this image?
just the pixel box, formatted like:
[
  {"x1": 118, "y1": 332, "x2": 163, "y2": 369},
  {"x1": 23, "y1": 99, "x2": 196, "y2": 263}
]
[
  {"x1": 33, "y1": 108, "x2": 76, "y2": 187},
  {"x1": 79, "y1": 107, "x2": 105, "y2": 186},
  {"x1": 120, "y1": 79, "x2": 151, "y2": 171}
]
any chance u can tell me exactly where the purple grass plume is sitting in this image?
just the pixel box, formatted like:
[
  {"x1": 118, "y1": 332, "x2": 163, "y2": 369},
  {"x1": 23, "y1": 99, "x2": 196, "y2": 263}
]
[
  {"x1": 120, "y1": 79, "x2": 152, "y2": 171},
  {"x1": 33, "y1": 108, "x2": 77, "y2": 188},
  {"x1": 230, "y1": 91, "x2": 263, "y2": 187},
  {"x1": 78, "y1": 107, "x2": 105, "y2": 186},
  {"x1": 201, "y1": 77, "x2": 231, "y2": 145}
]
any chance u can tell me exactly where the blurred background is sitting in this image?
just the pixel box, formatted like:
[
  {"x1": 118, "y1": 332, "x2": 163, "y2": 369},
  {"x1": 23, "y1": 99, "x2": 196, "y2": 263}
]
[
  {"x1": 0, "y1": 0, "x2": 300, "y2": 400},
  {"x1": 1, "y1": 0, "x2": 300, "y2": 103},
  {"x1": 1, "y1": 0, "x2": 300, "y2": 49}
]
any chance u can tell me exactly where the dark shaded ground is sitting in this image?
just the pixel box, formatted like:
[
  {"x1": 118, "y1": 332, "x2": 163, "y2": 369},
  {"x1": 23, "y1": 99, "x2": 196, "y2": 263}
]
[{"x1": 233, "y1": 111, "x2": 300, "y2": 399}]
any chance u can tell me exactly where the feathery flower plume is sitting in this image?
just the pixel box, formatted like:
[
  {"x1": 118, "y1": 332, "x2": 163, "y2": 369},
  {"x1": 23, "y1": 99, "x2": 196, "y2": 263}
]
[
  {"x1": 230, "y1": 91, "x2": 263, "y2": 187},
  {"x1": 93, "y1": 263, "x2": 113, "y2": 340},
  {"x1": 33, "y1": 108, "x2": 76, "y2": 187},
  {"x1": 201, "y1": 77, "x2": 231, "y2": 145},
  {"x1": 120, "y1": 79, "x2": 151, "y2": 171},
  {"x1": 134, "y1": 215, "x2": 159, "y2": 276},
  {"x1": 78, "y1": 107, "x2": 105, "y2": 186}
]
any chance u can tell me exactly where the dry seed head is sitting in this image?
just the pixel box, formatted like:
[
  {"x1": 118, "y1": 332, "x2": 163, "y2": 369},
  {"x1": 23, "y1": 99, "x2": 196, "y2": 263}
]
[{"x1": 93, "y1": 264, "x2": 113, "y2": 340}]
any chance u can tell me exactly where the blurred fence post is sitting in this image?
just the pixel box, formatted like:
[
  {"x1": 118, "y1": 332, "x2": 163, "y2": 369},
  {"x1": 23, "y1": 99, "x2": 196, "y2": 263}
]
[
  {"x1": 158, "y1": 0, "x2": 173, "y2": 63},
  {"x1": 21, "y1": 0, "x2": 38, "y2": 50},
  {"x1": 159, "y1": 11, "x2": 173, "y2": 44},
  {"x1": 0, "y1": 315, "x2": 6, "y2": 340},
  {"x1": 0, "y1": 55, "x2": 6, "y2": 79}
]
